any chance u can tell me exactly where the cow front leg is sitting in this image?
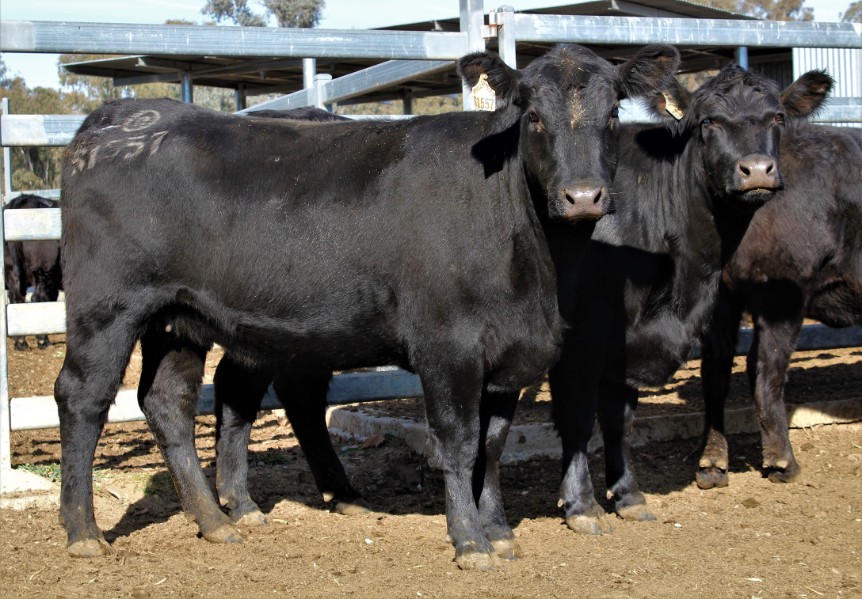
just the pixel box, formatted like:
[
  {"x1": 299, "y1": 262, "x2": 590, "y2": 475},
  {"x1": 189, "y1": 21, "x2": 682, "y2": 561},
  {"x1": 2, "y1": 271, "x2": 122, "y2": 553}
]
[
  {"x1": 214, "y1": 357, "x2": 271, "y2": 526},
  {"x1": 550, "y1": 353, "x2": 609, "y2": 535},
  {"x1": 138, "y1": 332, "x2": 240, "y2": 544},
  {"x1": 55, "y1": 317, "x2": 138, "y2": 557},
  {"x1": 598, "y1": 379, "x2": 653, "y2": 522},
  {"x1": 749, "y1": 316, "x2": 802, "y2": 483},
  {"x1": 274, "y1": 369, "x2": 368, "y2": 515},
  {"x1": 420, "y1": 356, "x2": 495, "y2": 570},
  {"x1": 697, "y1": 287, "x2": 743, "y2": 489},
  {"x1": 475, "y1": 390, "x2": 521, "y2": 560}
]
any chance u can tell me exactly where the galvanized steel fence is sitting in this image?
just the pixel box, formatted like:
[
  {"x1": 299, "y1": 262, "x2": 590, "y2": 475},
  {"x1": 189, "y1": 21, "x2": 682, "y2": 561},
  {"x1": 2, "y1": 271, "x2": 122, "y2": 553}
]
[{"x1": 0, "y1": 0, "x2": 860, "y2": 491}]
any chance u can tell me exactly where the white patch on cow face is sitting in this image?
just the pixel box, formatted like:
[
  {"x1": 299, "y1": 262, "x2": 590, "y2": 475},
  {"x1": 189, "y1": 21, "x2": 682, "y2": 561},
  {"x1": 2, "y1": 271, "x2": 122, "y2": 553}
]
[{"x1": 568, "y1": 92, "x2": 586, "y2": 129}]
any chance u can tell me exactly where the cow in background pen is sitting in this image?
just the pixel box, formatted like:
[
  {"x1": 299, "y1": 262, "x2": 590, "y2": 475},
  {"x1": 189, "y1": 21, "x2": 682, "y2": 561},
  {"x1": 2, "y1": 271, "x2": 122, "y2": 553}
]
[{"x1": 4, "y1": 193, "x2": 62, "y2": 350}]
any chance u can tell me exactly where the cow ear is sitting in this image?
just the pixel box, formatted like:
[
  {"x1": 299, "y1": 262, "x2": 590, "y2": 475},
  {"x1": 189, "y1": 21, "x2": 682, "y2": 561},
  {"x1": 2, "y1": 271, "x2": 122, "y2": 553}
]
[
  {"x1": 618, "y1": 44, "x2": 681, "y2": 100},
  {"x1": 645, "y1": 78, "x2": 690, "y2": 122},
  {"x1": 780, "y1": 70, "x2": 833, "y2": 118},
  {"x1": 457, "y1": 51, "x2": 522, "y2": 104}
]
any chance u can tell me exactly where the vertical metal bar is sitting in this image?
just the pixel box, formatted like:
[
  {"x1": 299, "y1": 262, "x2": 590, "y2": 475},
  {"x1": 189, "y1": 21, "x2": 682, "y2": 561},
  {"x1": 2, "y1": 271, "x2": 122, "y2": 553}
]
[
  {"x1": 314, "y1": 73, "x2": 332, "y2": 109},
  {"x1": 181, "y1": 72, "x2": 194, "y2": 103},
  {"x1": 0, "y1": 101, "x2": 11, "y2": 490},
  {"x1": 460, "y1": 0, "x2": 486, "y2": 110},
  {"x1": 402, "y1": 89, "x2": 414, "y2": 115},
  {"x1": 302, "y1": 58, "x2": 317, "y2": 89},
  {"x1": 496, "y1": 6, "x2": 517, "y2": 68},
  {"x1": 735, "y1": 46, "x2": 749, "y2": 69},
  {"x1": 1, "y1": 98, "x2": 12, "y2": 201},
  {"x1": 235, "y1": 85, "x2": 247, "y2": 111}
]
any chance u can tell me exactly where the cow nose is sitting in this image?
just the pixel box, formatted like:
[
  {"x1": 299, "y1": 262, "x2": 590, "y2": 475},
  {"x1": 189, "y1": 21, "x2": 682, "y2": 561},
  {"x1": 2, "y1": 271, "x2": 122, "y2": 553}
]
[
  {"x1": 560, "y1": 183, "x2": 609, "y2": 221},
  {"x1": 736, "y1": 154, "x2": 780, "y2": 191}
]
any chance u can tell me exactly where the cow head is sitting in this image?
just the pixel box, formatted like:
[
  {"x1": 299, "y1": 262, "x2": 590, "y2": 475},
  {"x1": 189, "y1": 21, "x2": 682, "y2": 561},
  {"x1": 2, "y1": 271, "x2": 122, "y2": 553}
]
[
  {"x1": 651, "y1": 65, "x2": 833, "y2": 211},
  {"x1": 458, "y1": 44, "x2": 681, "y2": 223}
]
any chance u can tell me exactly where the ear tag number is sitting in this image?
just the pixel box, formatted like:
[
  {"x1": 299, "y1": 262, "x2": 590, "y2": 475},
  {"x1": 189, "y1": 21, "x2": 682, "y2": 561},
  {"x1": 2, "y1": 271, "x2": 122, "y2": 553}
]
[
  {"x1": 472, "y1": 74, "x2": 497, "y2": 111},
  {"x1": 663, "y1": 91, "x2": 685, "y2": 121}
]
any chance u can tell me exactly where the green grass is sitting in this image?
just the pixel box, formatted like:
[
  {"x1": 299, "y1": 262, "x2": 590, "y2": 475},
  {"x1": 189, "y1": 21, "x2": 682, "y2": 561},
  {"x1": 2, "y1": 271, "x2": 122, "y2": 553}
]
[{"x1": 17, "y1": 463, "x2": 108, "y2": 483}]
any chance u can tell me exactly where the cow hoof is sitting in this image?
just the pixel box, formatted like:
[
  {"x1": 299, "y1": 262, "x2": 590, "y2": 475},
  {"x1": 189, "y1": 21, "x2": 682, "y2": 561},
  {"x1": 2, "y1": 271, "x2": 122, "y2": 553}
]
[
  {"x1": 454, "y1": 549, "x2": 496, "y2": 571},
  {"x1": 234, "y1": 509, "x2": 269, "y2": 527},
  {"x1": 696, "y1": 467, "x2": 729, "y2": 489},
  {"x1": 766, "y1": 466, "x2": 800, "y2": 484},
  {"x1": 565, "y1": 514, "x2": 612, "y2": 535},
  {"x1": 68, "y1": 538, "x2": 111, "y2": 558},
  {"x1": 203, "y1": 523, "x2": 243, "y2": 544},
  {"x1": 490, "y1": 538, "x2": 522, "y2": 560},
  {"x1": 616, "y1": 503, "x2": 656, "y2": 522},
  {"x1": 334, "y1": 499, "x2": 372, "y2": 516}
]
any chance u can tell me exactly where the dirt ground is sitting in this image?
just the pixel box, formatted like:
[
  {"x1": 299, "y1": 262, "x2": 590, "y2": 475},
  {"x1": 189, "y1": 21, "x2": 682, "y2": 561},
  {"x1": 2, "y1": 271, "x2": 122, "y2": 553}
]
[{"x1": 1, "y1": 336, "x2": 861, "y2": 598}]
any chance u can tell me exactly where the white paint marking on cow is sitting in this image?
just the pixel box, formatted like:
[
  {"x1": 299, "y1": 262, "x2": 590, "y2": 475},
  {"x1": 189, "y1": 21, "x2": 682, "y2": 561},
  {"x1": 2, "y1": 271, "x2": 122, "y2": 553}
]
[{"x1": 121, "y1": 109, "x2": 161, "y2": 132}]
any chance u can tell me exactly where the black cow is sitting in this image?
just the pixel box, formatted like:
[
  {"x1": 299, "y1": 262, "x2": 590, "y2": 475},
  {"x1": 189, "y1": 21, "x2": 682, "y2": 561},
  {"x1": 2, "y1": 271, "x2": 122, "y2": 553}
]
[
  {"x1": 697, "y1": 123, "x2": 862, "y2": 489},
  {"x1": 207, "y1": 46, "x2": 681, "y2": 537},
  {"x1": 55, "y1": 45, "x2": 680, "y2": 568},
  {"x1": 549, "y1": 65, "x2": 833, "y2": 535},
  {"x1": 3, "y1": 194, "x2": 62, "y2": 350}
]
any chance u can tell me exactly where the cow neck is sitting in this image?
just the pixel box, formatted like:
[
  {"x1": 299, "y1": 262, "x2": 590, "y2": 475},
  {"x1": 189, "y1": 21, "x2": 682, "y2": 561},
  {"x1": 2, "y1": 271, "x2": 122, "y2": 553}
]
[{"x1": 468, "y1": 106, "x2": 546, "y2": 240}]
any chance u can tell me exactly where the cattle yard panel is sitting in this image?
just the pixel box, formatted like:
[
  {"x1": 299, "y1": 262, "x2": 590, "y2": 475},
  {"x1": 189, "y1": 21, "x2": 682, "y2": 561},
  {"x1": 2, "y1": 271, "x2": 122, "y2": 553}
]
[{"x1": 1, "y1": 1, "x2": 861, "y2": 492}]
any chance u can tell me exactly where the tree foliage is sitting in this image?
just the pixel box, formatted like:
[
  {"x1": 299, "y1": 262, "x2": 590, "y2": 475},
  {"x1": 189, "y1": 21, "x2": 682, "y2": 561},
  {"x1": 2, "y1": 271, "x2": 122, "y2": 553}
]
[
  {"x1": 696, "y1": 0, "x2": 813, "y2": 20},
  {"x1": 841, "y1": 1, "x2": 862, "y2": 21},
  {"x1": 202, "y1": 0, "x2": 324, "y2": 27}
]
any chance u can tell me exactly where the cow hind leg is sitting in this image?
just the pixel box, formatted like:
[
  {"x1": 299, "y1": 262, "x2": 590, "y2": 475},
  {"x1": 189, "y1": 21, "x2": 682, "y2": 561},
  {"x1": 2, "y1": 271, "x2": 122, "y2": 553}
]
[
  {"x1": 274, "y1": 369, "x2": 368, "y2": 515},
  {"x1": 138, "y1": 331, "x2": 241, "y2": 544},
  {"x1": 599, "y1": 380, "x2": 654, "y2": 522},
  {"x1": 748, "y1": 318, "x2": 802, "y2": 483},
  {"x1": 475, "y1": 389, "x2": 521, "y2": 560},
  {"x1": 55, "y1": 317, "x2": 138, "y2": 557},
  {"x1": 213, "y1": 357, "x2": 271, "y2": 526}
]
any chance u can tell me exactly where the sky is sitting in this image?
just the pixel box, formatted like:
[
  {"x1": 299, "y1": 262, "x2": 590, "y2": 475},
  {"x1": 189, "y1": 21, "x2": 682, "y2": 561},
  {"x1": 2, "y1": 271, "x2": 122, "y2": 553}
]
[{"x1": 0, "y1": 0, "x2": 855, "y2": 89}]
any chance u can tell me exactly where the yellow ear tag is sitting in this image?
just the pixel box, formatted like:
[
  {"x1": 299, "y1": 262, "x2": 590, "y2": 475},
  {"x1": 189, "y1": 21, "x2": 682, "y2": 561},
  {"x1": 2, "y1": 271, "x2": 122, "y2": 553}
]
[
  {"x1": 663, "y1": 91, "x2": 685, "y2": 121},
  {"x1": 472, "y1": 73, "x2": 497, "y2": 111}
]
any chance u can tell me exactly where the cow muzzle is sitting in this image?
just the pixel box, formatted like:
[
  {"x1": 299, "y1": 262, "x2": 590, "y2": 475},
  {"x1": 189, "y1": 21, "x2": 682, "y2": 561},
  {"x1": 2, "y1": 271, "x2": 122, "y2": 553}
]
[
  {"x1": 734, "y1": 154, "x2": 782, "y2": 204},
  {"x1": 555, "y1": 181, "x2": 613, "y2": 222}
]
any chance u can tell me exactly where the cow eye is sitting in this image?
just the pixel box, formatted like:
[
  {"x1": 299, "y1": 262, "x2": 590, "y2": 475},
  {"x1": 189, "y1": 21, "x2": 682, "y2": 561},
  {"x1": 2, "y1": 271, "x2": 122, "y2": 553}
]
[
  {"x1": 611, "y1": 106, "x2": 620, "y2": 119},
  {"x1": 774, "y1": 113, "x2": 786, "y2": 125},
  {"x1": 528, "y1": 111, "x2": 540, "y2": 124},
  {"x1": 701, "y1": 117, "x2": 713, "y2": 127}
]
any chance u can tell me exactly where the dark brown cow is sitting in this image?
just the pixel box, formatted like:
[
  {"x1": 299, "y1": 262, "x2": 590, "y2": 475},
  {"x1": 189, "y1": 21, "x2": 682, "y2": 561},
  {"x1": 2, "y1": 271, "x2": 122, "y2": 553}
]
[{"x1": 697, "y1": 122, "x2": 862, "y2": 489}]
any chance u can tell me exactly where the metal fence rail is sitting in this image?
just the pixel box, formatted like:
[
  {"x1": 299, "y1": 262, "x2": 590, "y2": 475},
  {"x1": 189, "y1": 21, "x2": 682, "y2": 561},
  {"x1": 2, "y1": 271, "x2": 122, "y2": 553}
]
[{"x1": 1, "y1": 0, "x2": 861, "y2": 492}]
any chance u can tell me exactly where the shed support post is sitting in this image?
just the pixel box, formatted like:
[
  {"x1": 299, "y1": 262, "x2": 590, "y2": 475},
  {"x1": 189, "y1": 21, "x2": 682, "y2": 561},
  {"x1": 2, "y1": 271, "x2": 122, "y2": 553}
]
[
  {"x1": 181, "y1": 72, "x2": 194, "y2": 103},
  {"x1": 402, "y1": 89, "x2": 414, "y2": 115},
  {"x1": 303, "y1": 58, "x2": 317, "y2": 89},
  {"x1": 235, "y1": 85, "x2": 247, "y2": 111},
  {"x1": 735, "y1": 47, "x2": 749, "y2": 69}
]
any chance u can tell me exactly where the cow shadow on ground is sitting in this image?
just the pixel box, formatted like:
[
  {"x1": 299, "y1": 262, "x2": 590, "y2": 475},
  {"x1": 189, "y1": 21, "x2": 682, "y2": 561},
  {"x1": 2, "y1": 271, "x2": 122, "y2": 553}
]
[{"x1": 101, "y1": 350, "x2": 860, "y2": 541}]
